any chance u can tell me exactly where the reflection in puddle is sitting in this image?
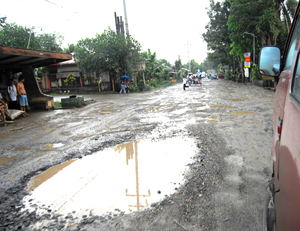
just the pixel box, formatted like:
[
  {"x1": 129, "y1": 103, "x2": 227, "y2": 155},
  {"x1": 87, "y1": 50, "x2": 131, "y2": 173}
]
[
  {"x1": 23, "y1": 137, "x2": 196, "y2": 217},
  {"x1": 171, "y1": 108, "x2": 189, "y2": 115},
  {"x1": 0, "y1": 156, "x2": 17, "y2": 166},
  {"x1": 68, "y1": 122, "x2": 84, "y2": 126},
  {"x1": 42, "y1": 143, "x2": 65, "y2": 149}
]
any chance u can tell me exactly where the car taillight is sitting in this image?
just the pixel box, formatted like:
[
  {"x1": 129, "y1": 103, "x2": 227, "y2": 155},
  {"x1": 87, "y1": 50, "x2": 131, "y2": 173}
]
[{"x1": 277, "y1": 117, "x2": 283, "y2": 140}]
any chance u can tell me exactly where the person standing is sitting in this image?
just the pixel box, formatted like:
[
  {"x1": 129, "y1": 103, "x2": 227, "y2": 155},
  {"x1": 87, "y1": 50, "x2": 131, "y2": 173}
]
[
  {"x1": 183, "y1": 76, "x2": 188, "y2": 90},
  {"x1": 119, "y1": 79, "x2": 126, "y2": 94},
  {"x1": 17, "y1": 75, "x2": 29, "y2": 116},
  {"x1": 197, "y1": 69, "x2": 202, "y2": 85},
  {"x1": 7, "y1": 80, "x2": 17, "y2": 109},
  {"x1": 125, "y1": 80, "x2": 129, "y2": 93}
]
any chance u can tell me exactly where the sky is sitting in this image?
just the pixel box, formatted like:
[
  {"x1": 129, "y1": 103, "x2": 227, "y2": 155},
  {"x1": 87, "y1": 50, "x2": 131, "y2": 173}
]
[{"x1": 1, "y1": 0, "x2": 211, "y2": 65}]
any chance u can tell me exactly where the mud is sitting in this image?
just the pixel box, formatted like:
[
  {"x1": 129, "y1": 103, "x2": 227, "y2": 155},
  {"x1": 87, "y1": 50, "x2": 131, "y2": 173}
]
[{"x1": 0, "y1": 79, "x2": 274, "y2": 230}]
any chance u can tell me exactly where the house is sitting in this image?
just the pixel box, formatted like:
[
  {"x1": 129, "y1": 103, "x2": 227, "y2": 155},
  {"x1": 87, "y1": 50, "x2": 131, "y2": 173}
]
[{"x1": 42, "y1": 59, "x2": 113, "y2": 93}]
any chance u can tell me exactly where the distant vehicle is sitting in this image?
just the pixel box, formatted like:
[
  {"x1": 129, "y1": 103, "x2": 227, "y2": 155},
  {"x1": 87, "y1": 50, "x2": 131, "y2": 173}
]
[
  {"x1": 211, "y1": 74, "x2": 218, "y2": 80},
  {"x1": 218, "y1": 72, "x2": 224, "y2": 78},
  {"x1": 260, "y1": 2, "x2": 300, "y2": 231},
  {"x1": 201, "y1": 72, "x2": 206, "y2": 78}
]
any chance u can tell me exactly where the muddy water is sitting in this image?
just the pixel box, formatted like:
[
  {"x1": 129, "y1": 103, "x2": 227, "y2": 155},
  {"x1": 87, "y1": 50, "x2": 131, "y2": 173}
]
[
  {"x1": 0, "y1": 156, "x2": 17, "y2": 166},
  {"x1": 23, "y1": 137, "x2": 196, "y2": 217}
]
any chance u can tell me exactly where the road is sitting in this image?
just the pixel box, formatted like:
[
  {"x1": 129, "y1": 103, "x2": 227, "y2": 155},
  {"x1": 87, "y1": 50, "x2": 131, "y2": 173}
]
[{"x1": 0, "y1": 78, "x2": 274, "y2": 230}]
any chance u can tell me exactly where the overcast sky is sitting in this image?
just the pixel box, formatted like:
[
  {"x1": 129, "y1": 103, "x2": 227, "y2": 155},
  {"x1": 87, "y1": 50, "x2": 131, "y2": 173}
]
[{"x1": 2, "y1": 0, "x2": 211, "y2": 65}]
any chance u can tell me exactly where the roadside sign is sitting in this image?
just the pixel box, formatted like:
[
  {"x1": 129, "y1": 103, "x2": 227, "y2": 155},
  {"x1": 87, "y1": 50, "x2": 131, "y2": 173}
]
[{"x1": 244, "y1": 52, "x2": 251, "y2": 68}]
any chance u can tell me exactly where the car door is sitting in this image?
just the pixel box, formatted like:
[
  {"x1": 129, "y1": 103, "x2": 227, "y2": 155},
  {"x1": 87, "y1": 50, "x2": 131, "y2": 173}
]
[{"x1": 275, "y1": 14, "x2": 300, "y2": 229}]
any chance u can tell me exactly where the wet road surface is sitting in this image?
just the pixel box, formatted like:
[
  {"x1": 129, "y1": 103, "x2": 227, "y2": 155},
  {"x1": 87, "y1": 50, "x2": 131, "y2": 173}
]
[{"x1": 0, "y1": 78, "x2": 274, "y2": 230}]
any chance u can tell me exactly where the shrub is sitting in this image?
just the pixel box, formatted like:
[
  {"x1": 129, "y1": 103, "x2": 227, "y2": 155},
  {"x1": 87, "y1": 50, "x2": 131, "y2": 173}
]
[
  {"x1": 138, "y1": 79, "x2": 144, "y2": 91},
  {"x1": 225, "y1": 70, "x2": 232, "y2": 80},
  {"x1": 129, "y1": 84, "x2": 136, "y2": 92},
  {"x1": 251, "y1": 64, "x2": 262, "y2": 80}
]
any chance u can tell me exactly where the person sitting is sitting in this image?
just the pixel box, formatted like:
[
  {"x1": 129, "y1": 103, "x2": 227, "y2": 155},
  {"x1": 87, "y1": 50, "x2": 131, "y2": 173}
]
[{"x1": 0, "y1": 98, "x2": 13, "y2": 123}]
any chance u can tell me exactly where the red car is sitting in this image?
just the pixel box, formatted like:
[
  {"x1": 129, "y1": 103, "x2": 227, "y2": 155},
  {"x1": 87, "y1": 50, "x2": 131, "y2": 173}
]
[{"x1": 260, "y1": 2, "x2": 300, "y2": 231}]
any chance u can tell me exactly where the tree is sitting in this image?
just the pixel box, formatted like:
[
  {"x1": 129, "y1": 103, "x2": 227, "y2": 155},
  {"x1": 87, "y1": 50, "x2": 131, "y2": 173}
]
[
  {"x1": 37, "y1": 33, "x2": 63, "y2": 52},
  {"x1": 0, "y1": 23, "x2": 34, "y2": 48},
  {"x1": 174, "y1": 59, "x2": 182, "y2": 72},
  {"x1": 0, "y1": 22, "x2": 64, "y2": 52},
  {"x1": 203, "y1": 0, "x2": 232, "y2": 68},
  {"x1": 73, "y1": 28, "x2": 141, "y2": 82},
  {"x1": 145, "y1": 49, "x2": 162, "y2": 80}
]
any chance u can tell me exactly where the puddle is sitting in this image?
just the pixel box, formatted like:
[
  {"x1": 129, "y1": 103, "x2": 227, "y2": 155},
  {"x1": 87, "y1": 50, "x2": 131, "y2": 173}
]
[
  {"x1": 23, "y1": 137, "x2": 196, "y2": 217},
  {"x1": 171, "y1": 108, "x2": 189, "y2": 115},
  {"x1": 42, "y1": 143, "x2": 65, "y2": 149},
  {"x1": 208, "y1": 116, "x2": 219, "y2": 119},
  {"x1": 99, "y1": 110, "x2": 113, "y2": 115},
  {"x1": 228, "y1": 111, "x2": 255, "y2": 115},
  {"x1": 229, "y1": 99, "x2": 245, "y2": 102},
  {"x1": 68, "y1": 122, "x2": 84, "y2": 126},
  {"x1": 144, "y1": 108, "x2": 160, "y2": 113},
  {"x1": 210, "y1": 105, "x2": 238, "y2": 109},
  {"x1": 14, "y1": 146, "x2": 29, "y2": 151},
  {"x1": 206, "y1": 120, "x2": 219, "y2": 123},
  {"x1": 39, "y1": 127, "x2": 54, "y2": 130},
  {"x1": 28, "y1": 159, "x2": 77, "y2": 191},
  {"x1": 0, "y1": 156, "x2": 17, "y2": 166},
  {"x1": 60, "y1": 131, "x2": 71, "y2": 136}
]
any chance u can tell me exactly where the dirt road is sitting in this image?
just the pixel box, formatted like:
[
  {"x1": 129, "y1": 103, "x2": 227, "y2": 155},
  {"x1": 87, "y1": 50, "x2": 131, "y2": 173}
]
[{"x1": 0, "y1": 79, "x2": 274, "y2": 230}]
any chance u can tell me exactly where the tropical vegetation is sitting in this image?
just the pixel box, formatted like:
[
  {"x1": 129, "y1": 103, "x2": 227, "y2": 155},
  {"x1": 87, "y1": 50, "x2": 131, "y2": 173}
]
[{"x1": 202, "y1": 0, "x2": 298, "y2": 81}]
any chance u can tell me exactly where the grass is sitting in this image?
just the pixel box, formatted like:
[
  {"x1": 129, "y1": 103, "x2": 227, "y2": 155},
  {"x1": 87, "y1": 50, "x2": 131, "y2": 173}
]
[{"x1": 54, "y1": 101, "x2": 62, "y2": 108}]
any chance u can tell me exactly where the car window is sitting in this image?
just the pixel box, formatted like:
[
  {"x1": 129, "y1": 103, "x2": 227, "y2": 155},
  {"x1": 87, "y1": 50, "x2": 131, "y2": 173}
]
[
  {"x1": 285, "y1": 14, "x2": 300, "y2": 69},
  {"x1": 292, "y1": 54, "x2": 300, "y2": 102}
]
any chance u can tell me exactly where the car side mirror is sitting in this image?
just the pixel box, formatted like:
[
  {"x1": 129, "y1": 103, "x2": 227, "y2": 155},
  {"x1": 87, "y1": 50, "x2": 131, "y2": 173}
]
[{"x1": 259, "y1": 47, "x2": 281, "y2": 77}]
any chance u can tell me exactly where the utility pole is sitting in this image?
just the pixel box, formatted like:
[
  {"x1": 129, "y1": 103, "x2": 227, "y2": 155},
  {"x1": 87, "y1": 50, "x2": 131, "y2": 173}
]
[
  {"x1": 185, "y1": 41, "x2": 191, "y2": 72},
  {"x1": 123, "y1": 0, "x2": 129, "y2": 36},
  {"x1": 244, "y1": 32, "x2": 256, "y2": 64}
]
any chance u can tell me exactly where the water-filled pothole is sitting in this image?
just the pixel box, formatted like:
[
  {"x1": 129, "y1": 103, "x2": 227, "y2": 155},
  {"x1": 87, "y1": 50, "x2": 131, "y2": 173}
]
[
  {"x1": 0, "y1": 156, "x2": 17, "y2": 166},
  {"x1": 23, "y1": 137, "x2": 196, "y2": 217}
]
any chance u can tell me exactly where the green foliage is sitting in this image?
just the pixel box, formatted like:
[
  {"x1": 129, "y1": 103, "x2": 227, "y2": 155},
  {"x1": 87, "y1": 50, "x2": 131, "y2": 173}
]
[
  {"x1": 251, "y1": 64, "x2": 262, "y2": 80},
  {"x1": 203, "y1": 0, "x2": 232, "y2": 68},
  {"x1": 190, "y1": 59, "x2": 201, "y2": 73},
  {"x1": 138, "y1": 79, "x2": 144, "y2": 91},
  {"x1": 149, "y1": 78, "x2": 157, "y2": 87},
  {"x1": 0, "y1": 22, "x2": 63, "y2": 52},
  {"x1": 129, "y1": 84, "x2": 136, "y2": 92},
  {"x1": 174, "y1": 59, "x2": 182, "y2": 72},
  {"x1": 64, "y1": 73, "x2": 77, "y2": 86},
  {"x1": 225, "y1": 69, "x2": 232, "y2": 80},
  {"x1": 74, "y1": 28, "x2": 141, "y2": 81},
  {"x1": 37, "y1": 33, "x2": 63, "y2": 52},
  {"x1": 176, "y1": 71, "x2": 182, "y2": 79}
]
